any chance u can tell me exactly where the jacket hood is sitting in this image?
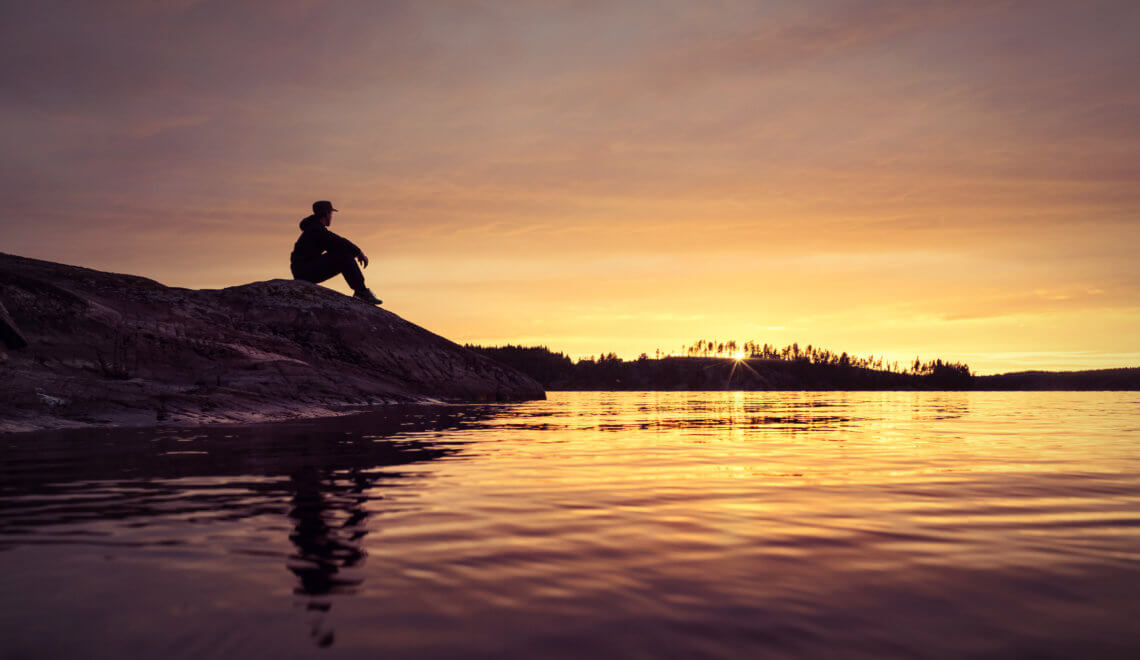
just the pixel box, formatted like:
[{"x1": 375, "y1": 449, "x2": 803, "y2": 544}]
[{"x1": 299, "y1": 215, "x2": 324, "y2": 231}]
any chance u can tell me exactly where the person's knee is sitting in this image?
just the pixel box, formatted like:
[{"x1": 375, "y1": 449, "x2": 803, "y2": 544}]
[{"x1": 328, "y1": 243, "x2": 355, "y2": 259}]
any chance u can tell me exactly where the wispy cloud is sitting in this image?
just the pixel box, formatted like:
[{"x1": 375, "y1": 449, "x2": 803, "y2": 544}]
[{"x1": 0, "y1": 0, "x2": 1137, "y2": 369}]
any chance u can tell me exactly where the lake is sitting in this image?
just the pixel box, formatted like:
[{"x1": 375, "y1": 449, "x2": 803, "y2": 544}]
[{"x1": 2, "y1": 391, "x2": 1140, "y2": 659}]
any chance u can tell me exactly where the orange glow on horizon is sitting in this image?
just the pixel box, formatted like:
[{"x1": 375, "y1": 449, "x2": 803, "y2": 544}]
[{"x1": 0, "y1": 2, "x2": 1136, "y2": 376}]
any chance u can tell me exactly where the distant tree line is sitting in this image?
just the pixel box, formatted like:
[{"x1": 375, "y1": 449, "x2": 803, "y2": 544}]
[
  {"x1": 469, "y1": 344, "x2": 574, "y2": 386},
  {"x1": 466, "y1": 340, "x2": 973, "y2": 391},
  {"x1": 680, "y1": 339, "x2": 969, "y2": 378}
]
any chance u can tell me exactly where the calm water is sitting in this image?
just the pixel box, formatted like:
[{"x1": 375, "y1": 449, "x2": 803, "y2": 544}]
[{"x1": 2, "y1": 391, "x2": 1140, "y2": 659}]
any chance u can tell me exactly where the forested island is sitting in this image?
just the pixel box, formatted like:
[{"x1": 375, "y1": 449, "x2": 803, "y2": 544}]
[{"x1": 467, "y1": 343, "x2": 1140, "y2": 391}]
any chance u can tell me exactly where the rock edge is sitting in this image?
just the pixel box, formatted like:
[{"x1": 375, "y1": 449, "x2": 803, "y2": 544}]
[{"x1": 0, "y1": 252, "x2": 544, "y2": 433}]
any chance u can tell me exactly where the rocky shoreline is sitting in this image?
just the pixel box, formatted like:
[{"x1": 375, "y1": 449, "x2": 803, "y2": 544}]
[{"x1": 0, "y1": 253, "x2": 544, "y2": 433}]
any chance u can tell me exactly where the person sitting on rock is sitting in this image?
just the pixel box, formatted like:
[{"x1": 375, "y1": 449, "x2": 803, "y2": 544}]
[{"x1": 290, "y1": 200, "x2": 382, "y2": 305}]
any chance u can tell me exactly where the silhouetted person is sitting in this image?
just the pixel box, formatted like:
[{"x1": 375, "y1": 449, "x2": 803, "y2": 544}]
[
  {"x1": 286, "y1": 465, "x2": 370, "y2": 650},
  {"x1": 290, "y1": 201, "x2": 382, "y2": 305}
]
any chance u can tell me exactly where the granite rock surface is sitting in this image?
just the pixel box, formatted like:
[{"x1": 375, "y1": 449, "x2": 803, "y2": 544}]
[{"x1": 0, "y1": 253, "x2": 544, "y2": 432}]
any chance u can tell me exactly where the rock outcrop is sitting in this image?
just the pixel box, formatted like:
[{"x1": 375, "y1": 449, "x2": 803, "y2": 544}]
[
  {"x1": 0, "y1": 300, "x2": 27, "y2": 350},
  {"x1": 0, "y1": 253, "x2": 544, "y2": 432}
]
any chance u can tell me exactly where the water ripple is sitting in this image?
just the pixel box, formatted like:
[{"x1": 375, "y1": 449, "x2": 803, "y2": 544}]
[{"x1": 2, "y1": 392, "x2": 1140, "y2": 658}]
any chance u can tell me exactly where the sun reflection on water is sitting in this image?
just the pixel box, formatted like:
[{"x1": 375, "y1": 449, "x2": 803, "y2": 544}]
[{"x1": 2, "y1": 392, "x2": 1140, "y2": 658}]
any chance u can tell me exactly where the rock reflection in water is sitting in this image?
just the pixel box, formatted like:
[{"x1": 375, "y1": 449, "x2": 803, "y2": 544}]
[
  {"x1": 4, "y1": 392, "x2": 1140, "y2": 659},
  {"x1": 0, "y1": 405, "x2": 487, "y2": 652}
]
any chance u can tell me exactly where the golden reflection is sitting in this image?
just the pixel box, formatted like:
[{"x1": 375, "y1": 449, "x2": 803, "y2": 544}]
[{"x1": 3, "y1": 392, "x2": 1140, "y2": 657}]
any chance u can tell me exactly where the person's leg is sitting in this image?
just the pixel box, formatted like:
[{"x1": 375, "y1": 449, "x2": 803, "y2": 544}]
[
  {"x1": 324, "y1": 243, "x2": 367, "y2": 292},
  {"x1": 294, "y1": 253, "x2": 365, "y2": 292},
  {"x1": 293, "y1": 256, "x2": 340, "y2": 285},
  {"x1": 338, "y1": 256, "x2": 366, "y2": 292}
]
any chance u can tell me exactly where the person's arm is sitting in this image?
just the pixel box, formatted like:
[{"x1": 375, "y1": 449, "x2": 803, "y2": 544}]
[{"x1": 320, "y1": 227, "x2": 364, "y2": 258}]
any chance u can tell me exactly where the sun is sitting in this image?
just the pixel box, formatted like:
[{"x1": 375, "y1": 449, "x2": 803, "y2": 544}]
[{"x1": 732, "y1": 350, "x2": 746, "y2": 361}]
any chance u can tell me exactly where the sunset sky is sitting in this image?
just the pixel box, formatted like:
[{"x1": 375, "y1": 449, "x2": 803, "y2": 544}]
[{"x1": 2, "y1": 1, "x2": 1138, "y2": 374}]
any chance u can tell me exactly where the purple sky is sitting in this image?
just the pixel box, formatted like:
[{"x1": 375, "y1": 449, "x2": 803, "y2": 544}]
[{"x1": 2, "y1": 0, "x2": 1138, "y2": 372}]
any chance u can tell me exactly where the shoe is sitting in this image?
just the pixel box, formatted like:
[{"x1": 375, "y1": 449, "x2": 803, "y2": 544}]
[{"x1": 353, "y1": 288, "x2": 382, "y2": 305}]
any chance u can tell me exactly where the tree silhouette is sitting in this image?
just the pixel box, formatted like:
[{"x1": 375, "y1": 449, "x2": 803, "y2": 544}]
[{"x1": 470, "y1": 339, "x2": 974, "y2": 391}]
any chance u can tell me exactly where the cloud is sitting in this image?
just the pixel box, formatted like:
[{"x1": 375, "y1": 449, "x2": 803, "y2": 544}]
[
  {"x1": 938, "y1": 288, "x2": 1133, "y2": 322},
  {"x1": 1, "y1": 0, "x2": 1138, "y2": 369}
]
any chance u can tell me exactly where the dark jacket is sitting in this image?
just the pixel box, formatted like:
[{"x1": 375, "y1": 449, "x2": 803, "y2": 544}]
[{"x1": 290, "y1": 215, "x2": 363, "y2": 269}]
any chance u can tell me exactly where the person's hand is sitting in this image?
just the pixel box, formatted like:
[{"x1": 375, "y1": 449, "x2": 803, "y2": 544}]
[{"x1": 357, "y1": 253, "x2": 369, "y2": 268}]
